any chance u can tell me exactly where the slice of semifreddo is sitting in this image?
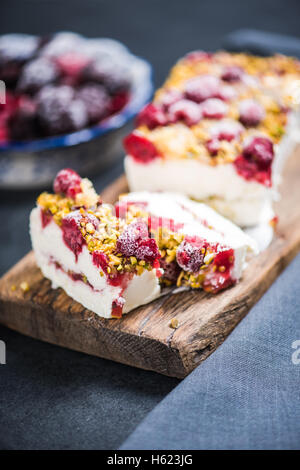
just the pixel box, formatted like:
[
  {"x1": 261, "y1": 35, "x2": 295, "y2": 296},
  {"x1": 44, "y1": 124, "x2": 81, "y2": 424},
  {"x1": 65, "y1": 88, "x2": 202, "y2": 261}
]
[
  {"x1": 30, "y1": 169, "x2": 162, "y2": 319},
  {"x1": 124, "y1": 51, "x2": 300, "y2": 227},
  {"x1": 116, "y1": 191, "x2": 258, "y2": 293}
]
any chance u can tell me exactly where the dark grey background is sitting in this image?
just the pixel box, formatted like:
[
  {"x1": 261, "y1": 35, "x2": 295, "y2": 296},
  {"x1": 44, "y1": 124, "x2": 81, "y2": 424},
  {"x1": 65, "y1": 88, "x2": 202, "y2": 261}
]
[{"x1": 0, "y1": 0, "x2": 299, "y2": 450}]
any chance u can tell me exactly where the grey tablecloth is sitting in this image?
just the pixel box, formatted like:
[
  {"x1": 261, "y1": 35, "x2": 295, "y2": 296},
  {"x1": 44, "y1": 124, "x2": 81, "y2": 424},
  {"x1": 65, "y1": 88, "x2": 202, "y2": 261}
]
[{"x1": 121, "y1": 254, "x2": 300, "y2": 450}]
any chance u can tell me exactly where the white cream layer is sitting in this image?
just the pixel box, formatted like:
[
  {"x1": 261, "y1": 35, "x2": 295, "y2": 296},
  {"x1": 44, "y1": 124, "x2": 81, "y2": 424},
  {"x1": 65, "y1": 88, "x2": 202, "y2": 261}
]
[{"x1": 30, "y1": 207, "x2": 160, "y2": 318}]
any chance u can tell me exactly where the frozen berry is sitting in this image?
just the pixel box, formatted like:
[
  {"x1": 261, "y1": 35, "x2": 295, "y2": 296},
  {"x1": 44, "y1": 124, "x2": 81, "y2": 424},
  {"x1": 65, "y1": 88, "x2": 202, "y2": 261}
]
[
  {"x1": 117, "y1": 220, "x2": 160, "y2": 263},
  {"x1": 214, "y1": 248, "x2": 234, "y2": 271},
  {"x1": 136, "y1": 103, "x2": 167, "y2": 129},
  {"x1": 17, "y1": 57, "x2": 59, "y2": 94},
  {"x1": 221, "y1": 65, "x2": 244, "y2": 82},
  {"x1": 206, "y1": 138, "x2": 221, "y2": 156},
  {"x1": 239, "y1": 99, "x2": 265, "y2": 127},
  {"x1": 9, "y1": 97, "x2": 37, "y2": 141},
  {"x1": 234, "y1": 155, "x2": 259, "y2": 181},
  {"x1": 185, "y1": 75, "x2": 221, "y2": 103},
  {"x1": 218, "y1": 84, "x2": 236, "y2": 101},
  {"x1": 0, "y1": 34, "x2": 39, "y2": 63},
  {"x1": 200, "y1": 98, "x2": 228, "y2": 119},
  {"x1": 77, "y1": 84, "x2": 110, "y2": 123},
  {"x1": 210, "y1": 119, "x2": 244, "y2": 142},
  {"x1": 61, "y1": 210, "x2": 85, "y2": 260},
  {"x1": 0, "y1": 91, "x2": 19, "y2": 142},
  {"x1": 37, "y1": 85, "x2": 88, "y2": 135},
  {"x1": 159, "y1": 258, "x2": 181, "y2": 283},
  {"x1": 234, "y1": 154, "x2": 272, "y2": 186},
  {"x1": 135, "y1": 238, "x2": 160, "y2": 263},
  {"x1": 111, "y1": 297, "x2": 125, "y2": 318},
  {"x1": 184, "y1": 51, "x2": 212, "y2": 62},
  {"x1": 53, "y1": 168, "x2": 82, "y2": 198},
  {"x1": 176, "y1": 236, "x2": 207, "y2": 273},
  {"x1": 41, "y1": 32, "x2": 85, "y2": 58},
  {"x1": 116, "y1": 220, "x2": 148, "y2": 257},
  {"x1": 157, "y1": 89, "x2": 183, "y2": 110},
  {"x1": 243, "y1": 136, "x2": 274, "y2": 170},
  {"x1": 92, "y1": 251, "x2": 109, "y2": 271},
  {"x1": 123, "y1": 131, "x2": 160, "y2": 163},
  {"x1": 0, "y1": 34, "x2": 39, "y2": 86},
  {"x1": 168, "y1": 99, "x2": 202, "y2": 126},
  {"x1": 56, "y1": 52, "x2": 91, "y2": 78},
  {"x1": 109, "y1": 92, "x2": 129, "y2": 114},
  {"x1": 81, "y1": 60, "x2": 131, "y2": 94},
  {"x1": 41, "y1": 209, "x2": 52, "y2": 228}
]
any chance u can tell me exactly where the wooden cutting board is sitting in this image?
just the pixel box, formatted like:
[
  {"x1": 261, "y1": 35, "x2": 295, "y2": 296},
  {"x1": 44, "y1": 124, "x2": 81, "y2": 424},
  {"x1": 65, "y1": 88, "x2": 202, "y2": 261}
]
[{"x1": 1, "y1": 149, "x2": 300, "y2": 378}]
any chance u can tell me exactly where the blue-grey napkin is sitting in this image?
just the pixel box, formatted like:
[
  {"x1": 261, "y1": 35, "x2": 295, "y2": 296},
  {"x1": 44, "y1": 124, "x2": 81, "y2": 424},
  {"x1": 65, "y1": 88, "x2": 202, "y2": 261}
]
[{"x1": 121, "y1": 253, "x2": 300, "y2": 450}]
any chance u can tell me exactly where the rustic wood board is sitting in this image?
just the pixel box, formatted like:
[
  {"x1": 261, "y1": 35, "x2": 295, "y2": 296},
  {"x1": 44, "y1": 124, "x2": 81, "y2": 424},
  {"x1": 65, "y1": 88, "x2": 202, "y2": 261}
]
[{"x1": 1, "y1": 148, "x2": 300, "y2": 378}]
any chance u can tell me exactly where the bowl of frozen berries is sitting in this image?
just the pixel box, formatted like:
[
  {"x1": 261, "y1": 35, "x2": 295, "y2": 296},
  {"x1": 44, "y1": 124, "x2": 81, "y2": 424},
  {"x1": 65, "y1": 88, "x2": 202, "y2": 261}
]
[{"x1": 0, "y1": 32, "x2": 153, "y2": 189}]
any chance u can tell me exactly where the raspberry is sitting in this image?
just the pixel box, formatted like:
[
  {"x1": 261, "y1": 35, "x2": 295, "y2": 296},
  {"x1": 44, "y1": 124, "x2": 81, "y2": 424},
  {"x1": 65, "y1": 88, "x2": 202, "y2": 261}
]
[
  {"x1": 117, "y1": 220, "x2": 160, "y2": 263},
  {"x1": 168, "y1": 99, "x2": 202, "y2": 126},
  {"x1": 92, "y1": 250, "x2": 109, "y2": 271},
  {"x1": 0, "y1": 34, "x2": 39, "y2": 63},
  {"x1": 210, "y1": 120, "x2": 244, "y2": 142},
  {"x1": 37, "y1": 85, "x2": 88, "y2": 135},
  {"x1": 9, "y1": 97, "x2": 37, "y2": 141},
  {"x1": 116, "y1": 220, "x2": 149, "y2": 257},
  {"x1": 206, "y1": 138, "x2": 221, "y2": 156},
  {"x1": 243, "y1": 136, "x2": 274, "y2": 170},
  {"x1": 159, "y1": 258, "x2": 181, "y2": 283},
  {"x1": 135, "y1": 238, "x2": 160, "y2": 263},
  {"x1": 157, "y1": 89, "x2": 183, "y2": 110},
  {"x1": 41, "y1": 209, "x2": 52, "y2": 228},
  {"x1": 53, "y1": 168, "x2": 82, "y2": 198},
  {"x1": 184, "y1": 51, "x2": 212, "y2": 62},
  {"x1": 61, "y1": 210, "x2": 85, "y2": 260},
  {"x1": 221, "y1": 65, "x2": 244, "y2": 82},
  {"x1": 185, "y1": 75, "x2": 221, "y2": 103},
  {"x1": 77, "y1": 84, "x2": 110, "y2": 123},
  {"x1": 234, "y1": 155, "x2": 260, "y2": 181},
  {"x1": 81, "y1": 60, "x2": 131, "y2": 94},
  {"x1": 41, "y1": 32, "x2": 84, "y2": 58},
  {"x1": 176, "y1": 236, "x2": 207, "y2": 273},
  {"x1": 0, "y1": 92, "x2": 19, "y2": 143},
  {"x1": 111, "y1": 297, "x2": 125, "y2": 318},
  {"x1": 136, "y1": 103, "x2": 167, "y2": 129},
  {"x1": 0, "y1": 34, "x2": 39, "y2": 86},
  {"x1": 203, "y1": 248, "x2": 235, "y2": 293},
  {"x1": 17, "y1": 57, "x2": 59, "y2": 94},
  {"x1": 200, "y1": 98, "x2": 228, "y2": 119},
  {"x1": 56, "y1": 52, "x2": 91, "y2": 78},
  {"x1": 239, "y1": 99, "x2": 265, "y2": 127},
  {"x1": 214, "y1": 248, "x2": 234, "y2": 270},
  {"x1": 218, "y1": 85, "x2": 236, "y2": 101},
  {"x1": 109, "y1": 92, "x2": 129, "y2": 114},
  {"x1": 123, "y1": 132, "x2": 159, "y2": 163}
]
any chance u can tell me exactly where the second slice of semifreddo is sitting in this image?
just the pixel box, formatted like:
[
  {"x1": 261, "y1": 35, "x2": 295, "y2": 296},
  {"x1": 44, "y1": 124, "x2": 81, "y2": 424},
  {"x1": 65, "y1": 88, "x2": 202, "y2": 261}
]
[
  {"x1": 124, "y1": 51, "x2": 300, "y2": 227},
  {"x1": 30, "y1": 169, "x2": 257, "y2": 319},
  {"x1": 116, "y1": 191, "x2": 257, "y2": 294}
]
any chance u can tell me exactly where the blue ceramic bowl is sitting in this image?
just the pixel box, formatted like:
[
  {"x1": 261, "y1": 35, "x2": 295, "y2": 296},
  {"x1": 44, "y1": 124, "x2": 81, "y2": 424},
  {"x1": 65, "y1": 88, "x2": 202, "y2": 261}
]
[{"x1": 0, "y1": 44, "x2": 153, "y2": 189}]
